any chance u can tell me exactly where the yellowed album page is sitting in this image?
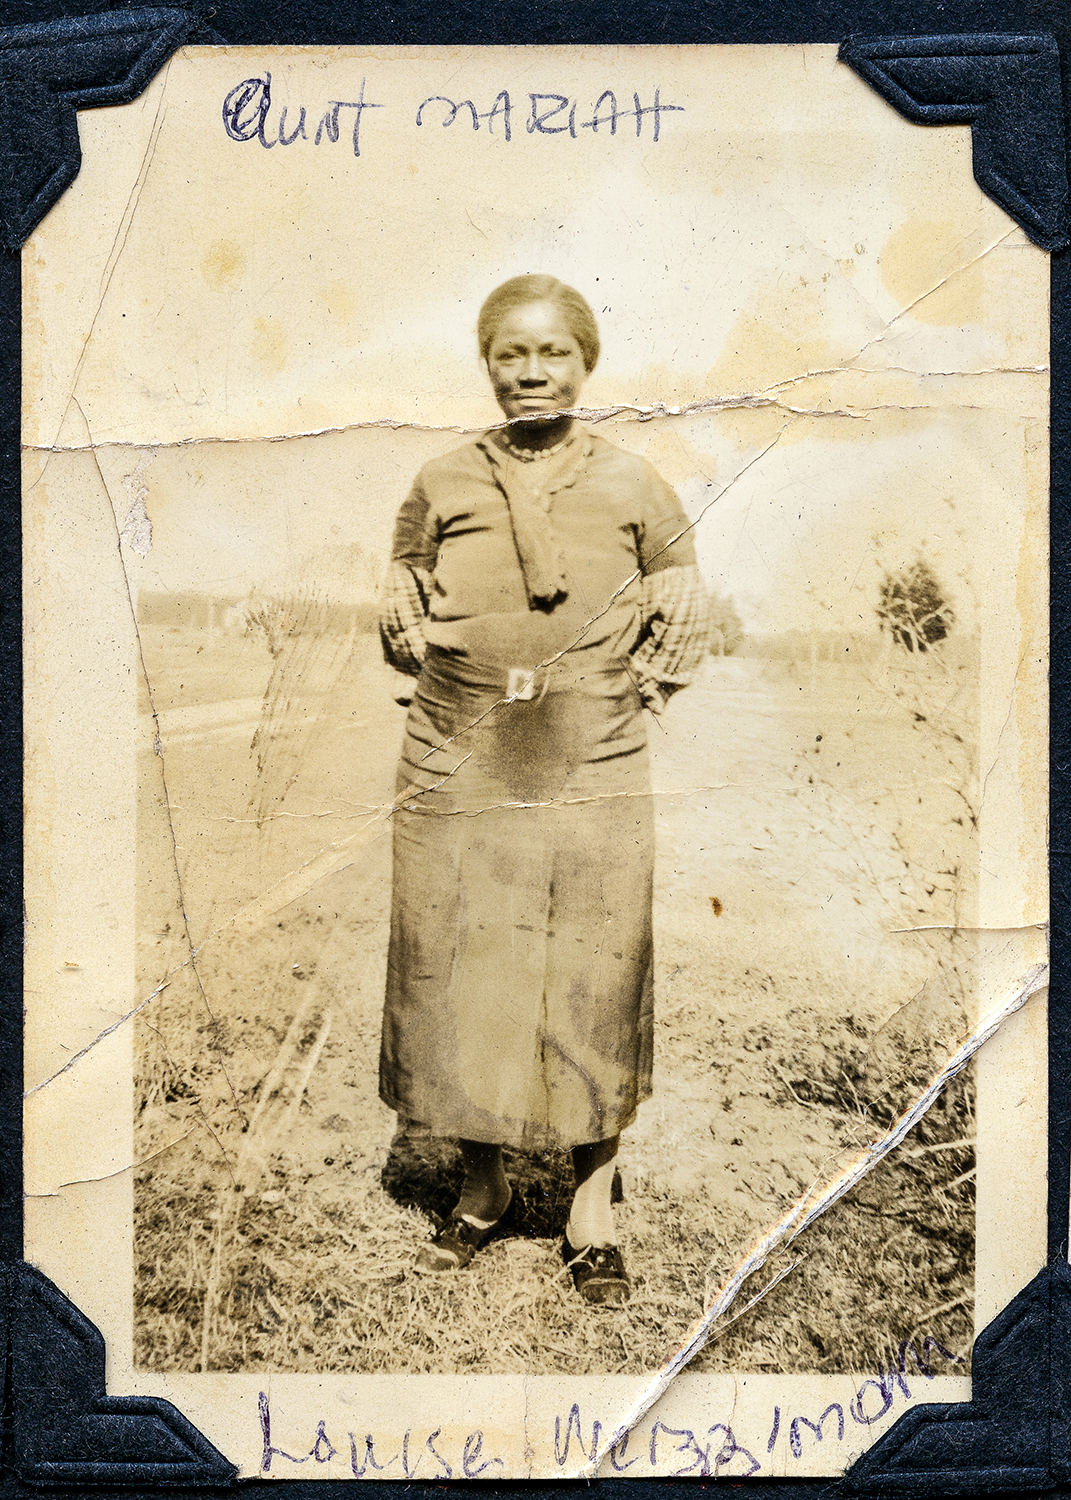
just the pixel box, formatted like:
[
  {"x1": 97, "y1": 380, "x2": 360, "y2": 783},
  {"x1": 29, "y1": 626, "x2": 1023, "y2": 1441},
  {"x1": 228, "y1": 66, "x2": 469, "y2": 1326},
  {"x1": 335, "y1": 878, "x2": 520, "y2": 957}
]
[{"x1": 23, "y1": 44, "x2": 1046, "y2": 1480}]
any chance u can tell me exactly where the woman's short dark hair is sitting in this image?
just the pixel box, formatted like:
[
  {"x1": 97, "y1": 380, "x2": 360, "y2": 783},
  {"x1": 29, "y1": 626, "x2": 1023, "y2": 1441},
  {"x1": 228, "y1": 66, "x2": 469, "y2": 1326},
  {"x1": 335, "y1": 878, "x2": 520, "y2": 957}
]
[{"x1": 478, "y1": 276, "x2": 600, "y2": 373}]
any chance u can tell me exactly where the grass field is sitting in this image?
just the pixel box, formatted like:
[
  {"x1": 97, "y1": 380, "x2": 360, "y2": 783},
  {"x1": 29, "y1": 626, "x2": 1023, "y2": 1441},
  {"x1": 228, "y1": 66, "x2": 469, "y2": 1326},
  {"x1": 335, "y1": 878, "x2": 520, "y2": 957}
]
[{"x1": 134, "y1": 621, "x2": 977, "y2": 1376}]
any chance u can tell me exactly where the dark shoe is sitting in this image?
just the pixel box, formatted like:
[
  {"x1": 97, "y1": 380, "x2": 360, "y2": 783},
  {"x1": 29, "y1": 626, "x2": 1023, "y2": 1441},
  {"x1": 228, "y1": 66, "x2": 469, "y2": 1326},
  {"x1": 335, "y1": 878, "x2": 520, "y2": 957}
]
[
  {"x1": 563, "y1": 1236, "x2": 631, "y2": 1305},
  {"x1": 415, "y1": 1193, "x2": 512, "y2": 1271}
]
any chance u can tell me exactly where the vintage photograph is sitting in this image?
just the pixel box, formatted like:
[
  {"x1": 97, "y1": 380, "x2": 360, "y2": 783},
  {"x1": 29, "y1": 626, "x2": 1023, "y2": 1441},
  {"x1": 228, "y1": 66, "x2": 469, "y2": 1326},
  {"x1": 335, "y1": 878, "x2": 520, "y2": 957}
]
[
  {"x1": 21, "y1": 42, "x2": 1046, "y2": 1477},
  {"x1": 131, "y1": 278, "x2": 984, "y2": 1380}
]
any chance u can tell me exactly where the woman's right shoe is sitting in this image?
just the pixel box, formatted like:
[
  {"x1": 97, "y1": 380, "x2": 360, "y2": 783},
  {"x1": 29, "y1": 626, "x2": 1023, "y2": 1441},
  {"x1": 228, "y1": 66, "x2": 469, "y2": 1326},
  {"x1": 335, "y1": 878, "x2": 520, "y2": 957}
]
[
  {"x1": 415, "y1": 1191, "x2": 513, "y2": 1271},
  {"x1": 563, "y1": 1237, "x2": 631, "y2": 1305}
]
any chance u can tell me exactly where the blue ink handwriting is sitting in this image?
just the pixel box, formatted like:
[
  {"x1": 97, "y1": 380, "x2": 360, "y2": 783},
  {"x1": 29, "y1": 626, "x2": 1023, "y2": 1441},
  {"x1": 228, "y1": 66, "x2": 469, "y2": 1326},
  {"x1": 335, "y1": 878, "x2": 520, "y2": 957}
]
[
  {"x1": 416, "y1": 88, "x2": 683, "y2": 142},
  {"x1": 223, "y1": 73, "x2": 382, "y2": 157},
  {"x1": 221, "y1": 76, "x2": 684, "y2": 158},
  {"x1": 779, "y1": 1336, "x2": 964, "y2": 1462},
  {"x1": 258, "y1": 1392, "x2": 503, "y2": 1479},
  {"x1": 255, "y1": 1335, "x2": 962, "y2": 1480},
  {"x1": 416, "y1": 92, "x2": 513, "y2": 138},
  {"x1": 552, "y1": 1402, "x2": 759, "y2": 1477}
]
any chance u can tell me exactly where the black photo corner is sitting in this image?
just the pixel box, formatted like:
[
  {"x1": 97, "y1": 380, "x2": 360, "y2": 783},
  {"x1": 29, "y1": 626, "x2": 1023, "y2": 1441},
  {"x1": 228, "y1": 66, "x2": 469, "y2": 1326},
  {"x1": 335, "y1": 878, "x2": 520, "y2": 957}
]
[{"x1": 0, "y1": 0, "x2": 1066, "y2": 1495}]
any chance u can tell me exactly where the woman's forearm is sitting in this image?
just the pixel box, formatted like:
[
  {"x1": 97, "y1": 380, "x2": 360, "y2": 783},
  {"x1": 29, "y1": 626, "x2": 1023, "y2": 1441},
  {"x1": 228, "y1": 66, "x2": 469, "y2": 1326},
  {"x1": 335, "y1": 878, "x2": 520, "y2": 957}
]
[
  {"x1": 379, "y1": 558, "x2": 432, "y2": 676},
  {"x1": 631, "y1": 563, "x2": 711, "y2": 710}
]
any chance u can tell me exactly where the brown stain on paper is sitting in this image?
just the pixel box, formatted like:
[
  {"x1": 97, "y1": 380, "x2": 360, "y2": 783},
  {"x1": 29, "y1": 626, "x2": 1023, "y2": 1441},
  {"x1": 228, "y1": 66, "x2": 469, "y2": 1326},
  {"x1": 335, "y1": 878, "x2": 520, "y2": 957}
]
[
  {"x1": 702, "y1": 283, "x2": 853, "y2": 452},
  {"x1": 704, "y1": 283, "x2": 843, "y2": 399},
  {"x1": 319, "y1": 281, "x2": 357, "y2": 322},
  {"x1": 201, "y1": 239, "x2": 246, "y2": 291},
  {"x1": 879, "y1": 220, "x2": 985, "y2": 326}
]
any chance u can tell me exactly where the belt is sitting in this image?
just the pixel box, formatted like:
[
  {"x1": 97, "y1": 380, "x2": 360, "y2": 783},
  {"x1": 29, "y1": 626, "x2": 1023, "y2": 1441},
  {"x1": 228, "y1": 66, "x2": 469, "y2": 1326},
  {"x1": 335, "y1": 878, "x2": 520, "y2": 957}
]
[{"x1": 422, "y1": 646, "x2": 632, "y2": 700}]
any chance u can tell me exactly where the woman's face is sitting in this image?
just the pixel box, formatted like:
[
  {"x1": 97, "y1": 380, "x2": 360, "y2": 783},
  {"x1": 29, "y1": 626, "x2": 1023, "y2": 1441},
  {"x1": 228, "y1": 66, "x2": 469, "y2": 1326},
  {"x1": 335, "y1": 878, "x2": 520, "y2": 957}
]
[{"x1": 485, "y1": 301, "x2": 588, "y2": 422}]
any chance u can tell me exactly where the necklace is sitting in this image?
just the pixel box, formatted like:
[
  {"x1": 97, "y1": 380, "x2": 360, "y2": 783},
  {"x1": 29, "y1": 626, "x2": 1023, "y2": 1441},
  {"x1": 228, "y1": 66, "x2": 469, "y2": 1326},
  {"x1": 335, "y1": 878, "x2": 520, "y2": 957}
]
[{"x1": 502, "y1": 432, "x2": 573, "y2": 462}]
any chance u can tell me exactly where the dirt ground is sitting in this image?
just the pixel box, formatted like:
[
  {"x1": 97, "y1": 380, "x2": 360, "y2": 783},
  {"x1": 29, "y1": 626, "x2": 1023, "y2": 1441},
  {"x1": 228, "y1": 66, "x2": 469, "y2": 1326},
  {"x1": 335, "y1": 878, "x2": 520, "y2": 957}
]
[{"x1": 134, "y1": 623, "x2": 977, "y2": 1376}]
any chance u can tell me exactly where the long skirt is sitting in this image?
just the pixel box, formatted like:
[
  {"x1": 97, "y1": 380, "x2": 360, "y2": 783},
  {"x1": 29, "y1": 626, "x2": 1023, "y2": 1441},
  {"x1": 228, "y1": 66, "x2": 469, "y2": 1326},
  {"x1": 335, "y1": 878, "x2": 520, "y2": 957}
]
[{"x1": 379, "y1": 646, "x2": 655, "y2": 1151}]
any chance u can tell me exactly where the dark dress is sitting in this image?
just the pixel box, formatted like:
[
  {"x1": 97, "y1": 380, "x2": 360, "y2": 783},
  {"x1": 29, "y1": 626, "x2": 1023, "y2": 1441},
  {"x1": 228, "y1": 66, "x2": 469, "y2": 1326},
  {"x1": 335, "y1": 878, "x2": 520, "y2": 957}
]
[{"x1": 379, "y1": 431, "x2": 696, "y2": 1151}]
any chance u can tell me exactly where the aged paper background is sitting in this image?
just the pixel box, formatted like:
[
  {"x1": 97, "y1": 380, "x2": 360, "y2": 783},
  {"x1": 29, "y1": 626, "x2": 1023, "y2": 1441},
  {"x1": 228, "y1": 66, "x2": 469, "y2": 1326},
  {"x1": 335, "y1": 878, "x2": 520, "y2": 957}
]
[{"x1": 22, "y1": 44, "x2": 1046, "y2": 1479}]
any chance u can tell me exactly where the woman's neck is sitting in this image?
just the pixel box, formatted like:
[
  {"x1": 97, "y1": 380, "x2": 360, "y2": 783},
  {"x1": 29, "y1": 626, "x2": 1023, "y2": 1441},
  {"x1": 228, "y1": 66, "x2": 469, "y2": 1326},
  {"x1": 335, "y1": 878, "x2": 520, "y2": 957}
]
[{"x1": 504, "y1": 414, "x2": 575, "y2": 452}]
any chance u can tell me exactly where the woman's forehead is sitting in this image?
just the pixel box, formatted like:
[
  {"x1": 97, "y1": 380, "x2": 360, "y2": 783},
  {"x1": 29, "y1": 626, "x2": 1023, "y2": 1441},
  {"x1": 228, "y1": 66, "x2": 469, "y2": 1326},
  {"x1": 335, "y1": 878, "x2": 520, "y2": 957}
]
[{"x1": 489, "y1": 301, "x2": 580, "y2": 345}]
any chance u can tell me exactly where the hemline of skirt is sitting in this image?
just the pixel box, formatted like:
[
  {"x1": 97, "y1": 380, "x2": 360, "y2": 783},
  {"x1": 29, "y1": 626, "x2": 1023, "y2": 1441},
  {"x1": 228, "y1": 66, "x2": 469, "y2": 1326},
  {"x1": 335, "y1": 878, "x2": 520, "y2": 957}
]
[{"x1": 378, "y1": 1086, "x2": 650, "y2": 1154}]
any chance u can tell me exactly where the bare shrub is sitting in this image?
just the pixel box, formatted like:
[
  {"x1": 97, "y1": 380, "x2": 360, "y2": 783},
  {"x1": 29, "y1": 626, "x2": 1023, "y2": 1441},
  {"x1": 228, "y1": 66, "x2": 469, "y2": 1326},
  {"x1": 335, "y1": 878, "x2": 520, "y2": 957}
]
[{"x1": 877, "y1": 559, "x2": 954, "y2": 653}]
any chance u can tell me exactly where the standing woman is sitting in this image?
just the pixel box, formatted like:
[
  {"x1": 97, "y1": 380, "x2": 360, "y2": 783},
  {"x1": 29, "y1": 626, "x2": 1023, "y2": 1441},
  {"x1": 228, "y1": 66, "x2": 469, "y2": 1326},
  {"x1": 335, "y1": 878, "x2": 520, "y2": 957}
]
[{"x1": 379, "y1": 276, "x2": 708, "y2": 1304}]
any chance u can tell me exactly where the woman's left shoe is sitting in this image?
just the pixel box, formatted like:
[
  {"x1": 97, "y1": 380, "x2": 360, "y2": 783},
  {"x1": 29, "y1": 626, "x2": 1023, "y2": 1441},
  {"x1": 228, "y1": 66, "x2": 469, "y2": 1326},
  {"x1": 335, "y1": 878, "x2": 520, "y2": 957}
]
[{"x1": 563, "y1": 1237, "x2": 631, "y2": 1305}]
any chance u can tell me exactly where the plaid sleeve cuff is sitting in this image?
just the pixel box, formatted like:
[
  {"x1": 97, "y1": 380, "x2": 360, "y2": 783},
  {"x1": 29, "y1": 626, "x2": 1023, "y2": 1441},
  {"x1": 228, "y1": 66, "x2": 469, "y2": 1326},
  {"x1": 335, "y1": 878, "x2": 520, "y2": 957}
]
[
  {"x1": 630, "y1": 565, "x2": 710, "y2": 707},
  {"x1": 379, "y1": 560, "x2": 431, "y2": 677}
]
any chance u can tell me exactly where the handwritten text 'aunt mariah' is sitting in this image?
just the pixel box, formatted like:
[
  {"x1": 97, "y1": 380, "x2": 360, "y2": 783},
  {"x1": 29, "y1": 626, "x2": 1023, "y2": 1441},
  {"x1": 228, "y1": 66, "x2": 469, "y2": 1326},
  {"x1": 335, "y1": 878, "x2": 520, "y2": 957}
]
[{"x1": 222, "y1": 74, "x2": 685, "y2": 158}]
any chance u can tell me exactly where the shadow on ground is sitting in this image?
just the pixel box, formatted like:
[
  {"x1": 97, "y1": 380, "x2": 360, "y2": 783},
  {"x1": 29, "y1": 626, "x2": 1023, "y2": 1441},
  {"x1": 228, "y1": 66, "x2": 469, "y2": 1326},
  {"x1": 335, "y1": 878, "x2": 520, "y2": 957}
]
[{"x1": 381, "y1": 1126, "x2": 623, "y2": 1237}]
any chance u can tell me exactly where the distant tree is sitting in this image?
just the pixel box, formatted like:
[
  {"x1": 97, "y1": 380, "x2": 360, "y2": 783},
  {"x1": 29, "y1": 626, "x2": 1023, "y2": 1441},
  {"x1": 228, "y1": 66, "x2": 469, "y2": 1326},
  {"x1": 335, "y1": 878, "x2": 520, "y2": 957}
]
[
  {"x1": 876, "y1": 561, "x2": 953, "y2": 653},
  {"x1": 708, "y1": 590, "x2": 744, "y2": 656}
]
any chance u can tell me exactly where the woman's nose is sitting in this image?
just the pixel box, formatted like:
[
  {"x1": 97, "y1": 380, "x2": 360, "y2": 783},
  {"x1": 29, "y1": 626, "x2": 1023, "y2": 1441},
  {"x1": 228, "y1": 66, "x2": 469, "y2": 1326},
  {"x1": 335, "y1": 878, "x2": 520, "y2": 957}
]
[{"x1": 519, "y1": 353, "x2": 547, "y2": 383}]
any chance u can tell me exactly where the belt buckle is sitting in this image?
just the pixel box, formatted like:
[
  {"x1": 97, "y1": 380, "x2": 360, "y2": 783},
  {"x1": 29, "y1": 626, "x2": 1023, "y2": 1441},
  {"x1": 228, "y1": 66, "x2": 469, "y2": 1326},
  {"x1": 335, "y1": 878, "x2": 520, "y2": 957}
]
[{"x1": 507, "y1": 667, "x2": 538, "y2": 701}]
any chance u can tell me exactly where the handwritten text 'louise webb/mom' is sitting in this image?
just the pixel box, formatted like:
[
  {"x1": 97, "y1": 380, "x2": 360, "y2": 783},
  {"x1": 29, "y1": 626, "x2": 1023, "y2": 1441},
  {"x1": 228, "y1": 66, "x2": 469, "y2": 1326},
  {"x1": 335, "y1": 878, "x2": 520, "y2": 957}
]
[
  {"x1": 257, "y1": 1337, "x2": 963, "y2": 1479},
  {"x1": 222, "y1": 74, "x2": 685, "y2": 158}
]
